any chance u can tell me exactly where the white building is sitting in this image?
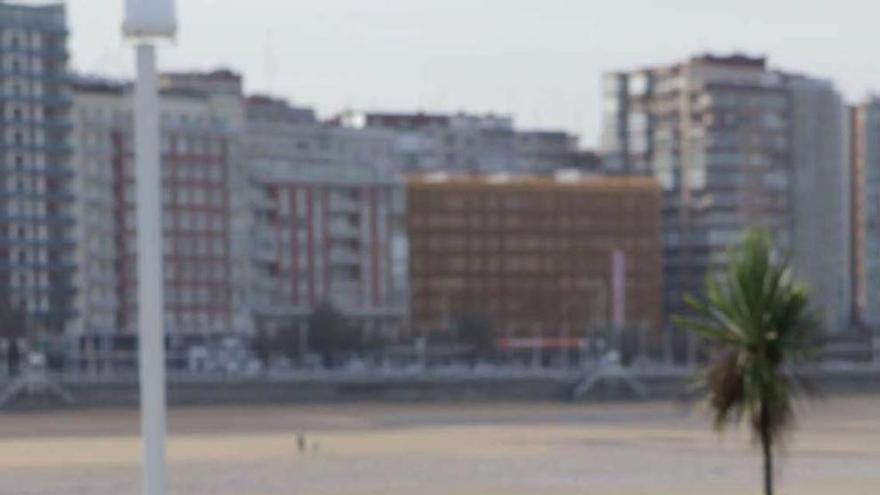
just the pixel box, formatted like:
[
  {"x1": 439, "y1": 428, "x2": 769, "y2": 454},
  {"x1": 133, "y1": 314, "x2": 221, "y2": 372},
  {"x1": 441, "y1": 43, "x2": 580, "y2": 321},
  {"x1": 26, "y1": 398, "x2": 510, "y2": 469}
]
[
  {"x1": 603, "y1": 54, "x2": 852, "y2": 332},
  {"x1": 852, "y1": 98, "x2": 880, "y2": 327},
  {"x1": 789, "y1": 78, "x2": 850, "y2": 333},
  {"x1": 69, "y1": 71, "x2": 249, "y2": 343}
]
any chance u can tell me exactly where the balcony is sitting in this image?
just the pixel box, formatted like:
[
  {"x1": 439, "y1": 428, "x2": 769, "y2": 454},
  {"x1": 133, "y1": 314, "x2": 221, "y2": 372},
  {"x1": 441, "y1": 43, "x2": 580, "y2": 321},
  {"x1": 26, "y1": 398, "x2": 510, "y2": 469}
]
[
  {"x1": 0, "y1": 66, "x2": 69, "y2": 80},
  {"x1": 0, "y1": 189, "x2": 74, "y2": 202},
  {"x1": 0, "y1": 92, "x2": 72, "y2": 106},
  {"x1": 252, "y1": 235, "x2": 278, "y2": 262},
  {"x1": 328, "y1": 220, "x2": 360, "y2": 239},
  {"x1": 251, "y1": 189, "x2": 275, "y2": 211},
  {"x1": 0, "y1": 142, "x2": 74, "y2": 157},
  {"x1": 0, "y1": 259, "x2": 75, "y2": 272},
  {"x1": 0, "y1": 212, "x2": 75, "y2": 226},
  {"x1": 329, "y1": 196, "x2": 361, "y2": 213},
  {"x1": 0, "y1": 117, "x2": 73, "y2": 130},
  {"x1": 0, "y1": 237, "x2": 75, "y2": 248},
  {"x1": 329, "y1": 248, "x2": 360, "y2": 265}
]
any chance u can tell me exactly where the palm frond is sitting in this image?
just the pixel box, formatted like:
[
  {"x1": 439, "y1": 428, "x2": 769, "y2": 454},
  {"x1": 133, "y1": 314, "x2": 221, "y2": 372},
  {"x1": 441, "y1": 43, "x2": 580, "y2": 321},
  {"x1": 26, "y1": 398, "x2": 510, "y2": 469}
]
[{"x1": 676, "y1": 228, "x2": 818, "y2": 444}]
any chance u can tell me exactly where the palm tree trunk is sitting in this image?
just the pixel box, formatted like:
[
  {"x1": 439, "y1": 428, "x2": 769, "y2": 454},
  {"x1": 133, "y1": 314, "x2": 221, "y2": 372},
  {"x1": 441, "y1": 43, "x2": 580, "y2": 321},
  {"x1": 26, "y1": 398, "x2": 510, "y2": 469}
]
[{"x1": 761, "y1": 406, "x2": 774, "y2": 495}]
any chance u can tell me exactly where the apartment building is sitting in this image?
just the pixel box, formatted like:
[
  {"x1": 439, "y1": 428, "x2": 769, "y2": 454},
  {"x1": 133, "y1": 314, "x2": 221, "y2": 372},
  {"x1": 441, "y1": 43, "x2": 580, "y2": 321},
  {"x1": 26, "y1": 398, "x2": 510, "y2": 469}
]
[
  {"x1": 0, "y1": 2, "x2": 75, "y2": 333},
  {"x1": 338, "y1": 111, "x2": 586, "y2": 174},
  {"x1": 602, "y1": 54, "x2": 851, "y2": 332},
  {"x1": 246, "y1": 96, "x2": 398, "y2": 174},
  {"x1": 244, "y1": 94, "x2": 409, "y2": 337},
  {"x1": 851, "y1": 98, "x2": 880, "y2": 327},
  {"x1": 69, "y1": 72, "x2": 246, "y2": 342},
  {"x1": 789, "y1": 78, "x2": 850, "y2": 333},
  {"x1": 249, "y1": 162, "x2": 407, "y2": 339},
  {"x1": 406, "y1": 173, "x2": 663, "y2": 339}
]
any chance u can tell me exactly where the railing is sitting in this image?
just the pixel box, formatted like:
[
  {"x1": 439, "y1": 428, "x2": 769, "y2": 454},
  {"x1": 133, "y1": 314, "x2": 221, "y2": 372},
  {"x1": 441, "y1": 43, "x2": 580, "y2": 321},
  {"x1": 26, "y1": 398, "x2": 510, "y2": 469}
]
[
  {"x1": 2, "y1": 360, "x2": 878, "y2": 390},
  {"x1": 329, "y1": 249, "x2": 360, "y2": 264},
  {"x1": 328, "y1": 197, "x2": 360, "y2": 213},
  {"x1": 328, "y1": 221, "x2": 360, "y2": 238}
]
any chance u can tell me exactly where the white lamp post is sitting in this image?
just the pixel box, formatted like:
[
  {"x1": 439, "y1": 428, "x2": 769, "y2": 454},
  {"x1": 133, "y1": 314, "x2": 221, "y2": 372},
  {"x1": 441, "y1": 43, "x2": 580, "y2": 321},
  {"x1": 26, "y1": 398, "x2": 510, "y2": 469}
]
[{"x1": 123, "y1": 2, "x2": 176, "y2": 495}]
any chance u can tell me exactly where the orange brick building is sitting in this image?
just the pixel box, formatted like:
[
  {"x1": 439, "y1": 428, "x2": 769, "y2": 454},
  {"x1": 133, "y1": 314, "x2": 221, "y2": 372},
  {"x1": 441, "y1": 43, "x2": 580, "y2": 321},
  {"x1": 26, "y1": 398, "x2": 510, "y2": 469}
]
[{"x1": 406, "y1": 173, "x2": 663, "y2": 340}]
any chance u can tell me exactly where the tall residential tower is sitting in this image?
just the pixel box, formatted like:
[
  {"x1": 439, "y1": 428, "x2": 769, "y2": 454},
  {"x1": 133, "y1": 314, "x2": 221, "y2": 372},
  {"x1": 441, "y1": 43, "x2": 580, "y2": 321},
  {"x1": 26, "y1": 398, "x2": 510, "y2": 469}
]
[
  {"x1": 851, "y1": 98, "x2": 880, "y2": 328},
  {"x1": 70, "y1": 71, "x2": 247, "y2": 344},
  {"x1": 0, "y1": 2, "x2": 75, "y2": 333},
  {"x1": 602, "y1": 54, "x2": 850, "y2": 332}
]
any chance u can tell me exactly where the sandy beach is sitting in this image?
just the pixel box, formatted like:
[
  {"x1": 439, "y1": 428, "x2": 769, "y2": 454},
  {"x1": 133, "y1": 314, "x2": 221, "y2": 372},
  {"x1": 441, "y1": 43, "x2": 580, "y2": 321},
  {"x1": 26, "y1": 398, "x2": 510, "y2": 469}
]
[{"x1": 1, "y1": 396, "x2": 879, "y2": 494}]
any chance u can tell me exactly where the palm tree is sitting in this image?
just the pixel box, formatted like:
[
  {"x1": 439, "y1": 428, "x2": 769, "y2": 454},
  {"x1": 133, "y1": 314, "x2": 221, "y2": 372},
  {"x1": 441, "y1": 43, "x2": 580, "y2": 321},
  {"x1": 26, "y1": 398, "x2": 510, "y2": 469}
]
[{"x1": 674, "y1": 229, "x2": 818, "y2": 495}]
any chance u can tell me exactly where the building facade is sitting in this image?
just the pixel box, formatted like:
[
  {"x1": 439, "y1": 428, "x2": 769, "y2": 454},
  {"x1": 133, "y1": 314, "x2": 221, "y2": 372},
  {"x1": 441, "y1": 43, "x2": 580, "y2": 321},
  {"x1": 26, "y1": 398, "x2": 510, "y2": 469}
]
[
  {"x1": 244, "y1": 95, "x2": 409, "y2": 338},
  {"x1": 406, "y1": 173, "x2": 663, "y2": 339},
  {"x1": 851, "y1": 98, "x2": 880, "y2": 327},
  {"x1": 0, "y1": 2, "x2": 75, "y2": 333},
  {"x1": 789, "y1": 78, "x2": 850, "y2": 332},
  {"x1": 602, "y1": 54, "x2": 851, "y2": 332},
  {"x1": 69, "y1": 72, "x2": 246, "y2": 341},
  {"x1": 249, "y1": 162, "x2": 407, "y2": 339}
]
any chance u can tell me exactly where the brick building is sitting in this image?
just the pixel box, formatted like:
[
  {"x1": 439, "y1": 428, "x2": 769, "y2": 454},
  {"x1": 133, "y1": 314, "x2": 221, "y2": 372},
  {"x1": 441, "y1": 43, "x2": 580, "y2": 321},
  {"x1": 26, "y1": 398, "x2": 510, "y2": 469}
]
[{"x1": 406, "y1": 173, "x2": 663, "y2": 341}]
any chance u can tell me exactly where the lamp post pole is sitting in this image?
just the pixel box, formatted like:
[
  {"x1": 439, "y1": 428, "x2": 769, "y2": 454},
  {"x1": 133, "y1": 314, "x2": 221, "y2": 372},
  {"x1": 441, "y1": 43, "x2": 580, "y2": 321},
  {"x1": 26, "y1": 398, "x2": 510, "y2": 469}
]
[
  {"x1": 124, "y1": 2, "x2": 177, "y2": 494},
  {"x1": 133, "y1": 41, "x2": 166, "y2": 495}
]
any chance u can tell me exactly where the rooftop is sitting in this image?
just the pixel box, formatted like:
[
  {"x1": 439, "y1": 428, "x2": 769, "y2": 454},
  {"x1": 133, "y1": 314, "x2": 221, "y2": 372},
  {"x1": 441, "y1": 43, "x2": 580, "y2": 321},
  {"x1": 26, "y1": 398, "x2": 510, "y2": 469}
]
[
  {"x1": 406, "y1": 171, "x2": 659, "y2": 192},
  {"x1": 0, "y1": 1, "x2": 66, "y2": 28},
  {"x1": 610, "y1": 52, "x2": 769, "y2": 76}
]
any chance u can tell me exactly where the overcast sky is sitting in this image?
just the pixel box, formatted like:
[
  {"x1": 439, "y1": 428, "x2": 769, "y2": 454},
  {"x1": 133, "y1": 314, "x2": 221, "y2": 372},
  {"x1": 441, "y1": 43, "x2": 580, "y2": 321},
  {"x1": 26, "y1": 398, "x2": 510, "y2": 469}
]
[{"x1": 46, "y1": 0, "x2": 880, "y2": 146}]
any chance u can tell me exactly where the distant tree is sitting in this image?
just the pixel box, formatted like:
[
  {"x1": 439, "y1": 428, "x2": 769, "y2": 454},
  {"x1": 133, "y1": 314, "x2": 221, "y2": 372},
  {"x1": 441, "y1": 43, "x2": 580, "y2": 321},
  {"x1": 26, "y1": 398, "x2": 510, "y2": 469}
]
[
  {"x1": 252, "y1": 326, "x2": 277, "y2": 366},
  {"x1": 674, "y1": 230, "x2": 818, "y2": 495},
  {"x1": 0, "y1": 298, "x2": 27, "y2": 340},
  {"x1": 0, "y1": 298, "x2": 28, "y2": 376},
  {"x1": 453, "y1": 311, "x2": 495, "y2": 361},
  {"x1": 252, "y1": 321, "x2": 308, "y2": 367},
  {"x1": 308, "y1": 303, "x2": 356, "y2": 367}
]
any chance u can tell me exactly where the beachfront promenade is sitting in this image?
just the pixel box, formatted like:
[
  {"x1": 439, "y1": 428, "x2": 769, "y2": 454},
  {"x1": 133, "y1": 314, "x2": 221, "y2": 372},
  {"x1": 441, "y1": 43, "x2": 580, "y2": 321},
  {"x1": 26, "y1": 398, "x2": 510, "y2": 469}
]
[{"x1": 1, "y1": 361, "x2": 879, "y2": 408}]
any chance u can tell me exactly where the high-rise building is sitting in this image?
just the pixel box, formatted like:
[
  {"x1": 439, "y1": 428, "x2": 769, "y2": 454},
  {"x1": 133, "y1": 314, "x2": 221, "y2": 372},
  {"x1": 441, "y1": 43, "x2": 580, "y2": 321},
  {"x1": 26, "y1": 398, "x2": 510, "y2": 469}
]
[
  {"x1": 337, "y1": 111, "x2": 587, "y2": 175},
  {"x1": 789, "y1": 78, "x2": 850, "y2": 332},
  {"x1": 249, "y1": 162, "x2": 408, "y2": 339},
  {"x1": 406, "y1": 172, "x2": 663, "y2": 339},
  {"x1": 602, "y1": 54, "x2": 850, "y2": 332},
  {"x1": 851, "y1": 98, "x2": 880, "y2": 327},
  {"x1": 0, "y1": 2, "x2": 75, "y2": 333},
  {"x1": 161, "y1": 70, "x2": 253, "y2": 339},
  {"x1": 245, "y1": 95, "x2": 408, "y2": 338},
  {"x1": 69, "y1": 71, "x2": 247, "y2": 342}
]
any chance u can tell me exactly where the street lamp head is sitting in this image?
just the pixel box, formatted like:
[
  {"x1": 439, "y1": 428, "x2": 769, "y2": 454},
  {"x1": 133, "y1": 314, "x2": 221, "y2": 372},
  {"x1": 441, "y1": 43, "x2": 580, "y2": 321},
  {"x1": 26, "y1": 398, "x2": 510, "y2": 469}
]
[{"x1": 123, "y1": 0, "x2": 177, "y2": 39}]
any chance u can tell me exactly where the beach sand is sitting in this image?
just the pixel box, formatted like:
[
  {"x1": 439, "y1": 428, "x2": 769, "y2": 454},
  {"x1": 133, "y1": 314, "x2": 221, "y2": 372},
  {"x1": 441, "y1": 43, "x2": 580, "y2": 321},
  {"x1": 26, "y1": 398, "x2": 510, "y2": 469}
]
[{"x1": 1, "y1": 396, "x2": 879, "y2": 494}]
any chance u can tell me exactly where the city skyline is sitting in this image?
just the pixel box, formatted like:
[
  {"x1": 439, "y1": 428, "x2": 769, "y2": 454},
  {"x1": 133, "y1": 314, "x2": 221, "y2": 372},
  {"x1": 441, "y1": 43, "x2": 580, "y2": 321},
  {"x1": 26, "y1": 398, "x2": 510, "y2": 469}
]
[{"x1": 50, "y1": 0, "x2": 880, "y2": 147}]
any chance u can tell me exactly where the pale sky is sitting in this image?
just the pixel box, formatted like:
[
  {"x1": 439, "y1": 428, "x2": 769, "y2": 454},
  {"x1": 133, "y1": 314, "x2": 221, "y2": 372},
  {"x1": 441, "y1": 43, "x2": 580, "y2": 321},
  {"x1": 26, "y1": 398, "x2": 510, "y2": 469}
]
[{"x1": 41, "y1": 0, "x2": 880, "y2": 146}]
